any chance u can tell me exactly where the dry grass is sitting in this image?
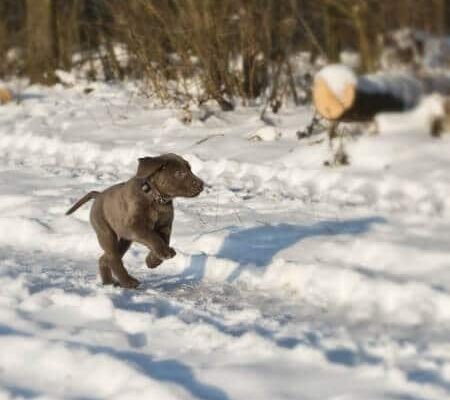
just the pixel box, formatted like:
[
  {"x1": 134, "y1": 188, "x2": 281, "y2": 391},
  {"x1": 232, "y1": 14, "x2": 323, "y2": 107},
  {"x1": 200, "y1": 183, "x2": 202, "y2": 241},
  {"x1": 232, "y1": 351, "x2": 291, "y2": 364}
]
[{"x1": 1, "y1": 0, "x2": 448, "y2": 109}]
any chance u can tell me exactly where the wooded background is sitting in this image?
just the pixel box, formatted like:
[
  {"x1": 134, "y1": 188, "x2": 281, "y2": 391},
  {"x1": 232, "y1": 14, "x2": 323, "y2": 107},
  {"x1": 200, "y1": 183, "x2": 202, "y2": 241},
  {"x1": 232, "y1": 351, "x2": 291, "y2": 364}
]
[{"x1": 1, "y1": 0, "x2": 449, "y2": 109}]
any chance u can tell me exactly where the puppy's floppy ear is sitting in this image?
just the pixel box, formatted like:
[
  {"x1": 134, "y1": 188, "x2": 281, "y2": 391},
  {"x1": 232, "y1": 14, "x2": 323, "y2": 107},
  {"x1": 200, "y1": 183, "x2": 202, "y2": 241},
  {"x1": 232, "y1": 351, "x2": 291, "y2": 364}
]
[{"x1": 136, "y1": 156, "x2": 165, "y2": 178}]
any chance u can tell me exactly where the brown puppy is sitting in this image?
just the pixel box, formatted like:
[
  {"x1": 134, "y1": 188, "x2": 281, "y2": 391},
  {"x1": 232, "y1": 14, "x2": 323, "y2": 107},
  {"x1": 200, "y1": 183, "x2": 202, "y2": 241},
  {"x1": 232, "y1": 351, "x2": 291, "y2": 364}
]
[{"x1": 66, "y1": 153, "x2": 204, "y2": 288}]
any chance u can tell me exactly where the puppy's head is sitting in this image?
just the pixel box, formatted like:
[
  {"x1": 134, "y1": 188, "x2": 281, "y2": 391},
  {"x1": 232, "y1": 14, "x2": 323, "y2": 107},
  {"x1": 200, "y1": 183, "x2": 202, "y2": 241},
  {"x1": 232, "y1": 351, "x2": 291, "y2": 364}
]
[{"x1": 136, "y1": 154, "x2": 204, "y2": 198}]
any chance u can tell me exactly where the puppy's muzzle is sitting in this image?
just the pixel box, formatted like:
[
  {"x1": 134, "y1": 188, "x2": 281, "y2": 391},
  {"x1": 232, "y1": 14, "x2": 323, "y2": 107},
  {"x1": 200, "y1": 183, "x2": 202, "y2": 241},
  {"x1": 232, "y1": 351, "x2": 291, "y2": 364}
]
[{"x1": 191, "y1": 178, "x2": 204, "y2": 196}]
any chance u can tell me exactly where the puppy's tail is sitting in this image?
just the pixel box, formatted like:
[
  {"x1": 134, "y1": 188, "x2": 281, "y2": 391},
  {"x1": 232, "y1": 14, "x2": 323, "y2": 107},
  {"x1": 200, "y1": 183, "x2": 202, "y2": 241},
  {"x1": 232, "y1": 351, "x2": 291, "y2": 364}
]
[{"x1": 65, "y1": 191, "x2": 100, "y2": 215}]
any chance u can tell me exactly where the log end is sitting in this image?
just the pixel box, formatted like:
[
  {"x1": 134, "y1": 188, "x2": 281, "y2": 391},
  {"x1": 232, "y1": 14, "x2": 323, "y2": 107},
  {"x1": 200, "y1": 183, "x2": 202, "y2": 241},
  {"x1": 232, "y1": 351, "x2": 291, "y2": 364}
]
[
  {"x1": 313, "y1": 77, "x2": 356, "y2": 120},
  {"x1": 0, "y1": 87, "x2": 13, "y2": 105}
]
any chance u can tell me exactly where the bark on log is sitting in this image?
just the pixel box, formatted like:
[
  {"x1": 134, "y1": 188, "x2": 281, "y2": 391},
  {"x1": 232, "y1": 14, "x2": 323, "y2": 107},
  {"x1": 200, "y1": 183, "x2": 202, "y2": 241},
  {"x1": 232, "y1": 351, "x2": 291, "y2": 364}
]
[{"x1": 313, "y1": 64, "x2": 450, "y2": 122}]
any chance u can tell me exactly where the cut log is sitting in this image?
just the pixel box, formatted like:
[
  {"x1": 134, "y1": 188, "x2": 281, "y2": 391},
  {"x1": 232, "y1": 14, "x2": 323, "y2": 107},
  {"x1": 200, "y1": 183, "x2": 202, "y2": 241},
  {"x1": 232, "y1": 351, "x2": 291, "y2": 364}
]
[
  {"x1": 313, "y1": 64, "x2": 450, "y2": 122},
  {"x1": 313, "y1": 76, "x2": 356, "y2": 120},
  {"x1": 0, "y1": 87, "x2": 13, "y2": 104}
]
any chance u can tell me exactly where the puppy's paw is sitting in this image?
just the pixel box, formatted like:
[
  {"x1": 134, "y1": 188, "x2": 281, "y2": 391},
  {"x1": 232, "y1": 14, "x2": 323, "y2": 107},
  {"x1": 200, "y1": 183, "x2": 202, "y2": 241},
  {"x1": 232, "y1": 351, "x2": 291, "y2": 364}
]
[
  {"x1": 155, "y1": 245, "x2": 176, "y2": 260},
  {"x1": 168, "y1": 247, "x2": 176, "y2": 258},
  {"x1": 103, "y1": 277, "x2": 120, "y2": 286},
  {"x1": 146, "y1": 253, "x2": 163, "y2": 269},
  {"x1": 119, "y1": 276, "x2": 140, "y2": 289}
]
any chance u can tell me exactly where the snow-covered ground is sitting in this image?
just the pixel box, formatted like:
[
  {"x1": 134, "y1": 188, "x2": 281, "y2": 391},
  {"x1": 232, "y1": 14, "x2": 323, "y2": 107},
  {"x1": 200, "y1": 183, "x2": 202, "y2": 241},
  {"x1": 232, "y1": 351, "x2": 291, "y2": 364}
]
[{"x1": 0, "y1": 80, "x2": 450, "y2": 400}]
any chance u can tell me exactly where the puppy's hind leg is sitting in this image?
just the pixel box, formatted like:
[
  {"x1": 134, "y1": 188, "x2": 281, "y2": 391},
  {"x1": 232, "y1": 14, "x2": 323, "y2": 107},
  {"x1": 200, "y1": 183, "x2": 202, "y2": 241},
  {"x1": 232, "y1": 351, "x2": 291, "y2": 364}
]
[
  {"x1": 99, "y1": 254, "x2": 115, "y2": 285},
  {"x1": 98, "y1": 237, "x2": 139, "y2": 289},
  {"x1": 93, "y1": 221, "x2": 139, "y2": 289},
  {"x1": 99, "y1": 238, "x2": 131, "y2": 285}
]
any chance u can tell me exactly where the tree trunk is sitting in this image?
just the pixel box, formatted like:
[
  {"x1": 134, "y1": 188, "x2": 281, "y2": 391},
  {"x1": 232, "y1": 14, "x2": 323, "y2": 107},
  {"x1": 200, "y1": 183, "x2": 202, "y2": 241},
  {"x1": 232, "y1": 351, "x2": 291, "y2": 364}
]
[
  {"x1": 54, "y1": 0, "x2": 80, "y2": 71},
  {"x1": 323, "y1": 0, "x2": 339, "y2": 63},
  {"x1": 0, "y1": 1, "x2": 8, "y2": 77},
  {"x1": 352, "y1": 2, "x2": 375, "y2": 73},
  {"x1": 26, "y1": 0, "x2": 56, "y2": 84}
]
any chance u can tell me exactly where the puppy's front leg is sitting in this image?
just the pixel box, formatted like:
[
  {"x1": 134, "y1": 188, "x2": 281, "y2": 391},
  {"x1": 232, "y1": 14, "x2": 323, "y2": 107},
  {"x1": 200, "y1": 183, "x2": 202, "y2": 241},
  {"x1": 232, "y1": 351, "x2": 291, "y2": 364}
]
[
  {"x1": 146, "y1": 225, "x2": 173, "y2": 269},
  {"x1": 133, "y1": 227, "x2": 175, "y2": 262}
]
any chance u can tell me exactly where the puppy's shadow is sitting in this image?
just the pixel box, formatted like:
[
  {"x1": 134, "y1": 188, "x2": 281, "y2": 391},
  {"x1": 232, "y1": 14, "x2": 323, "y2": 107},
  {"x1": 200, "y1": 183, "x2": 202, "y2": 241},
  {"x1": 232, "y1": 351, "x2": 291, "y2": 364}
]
[{"x1": 173, "y1": 216, "x2": 385, "y2": 285}]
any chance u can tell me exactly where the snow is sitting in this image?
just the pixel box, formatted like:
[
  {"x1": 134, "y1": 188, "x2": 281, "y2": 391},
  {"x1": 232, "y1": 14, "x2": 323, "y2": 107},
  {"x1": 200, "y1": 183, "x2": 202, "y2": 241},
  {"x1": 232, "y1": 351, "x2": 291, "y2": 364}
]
[
  {"x1": 0, "y1": 79, "x2": 450, "y2": 399},
  {"x1": 315, "y1": 64, "x2": 358, "y2": 99},
  {"x1": 376, "y1": 94, "x2": 446, "y2": 134},
  {"x1": 246, "y1": 126, "x2": 281, "y2": 141},
  {"x1": 340, "y1": 50, "x2": 361, "y2": 69}
]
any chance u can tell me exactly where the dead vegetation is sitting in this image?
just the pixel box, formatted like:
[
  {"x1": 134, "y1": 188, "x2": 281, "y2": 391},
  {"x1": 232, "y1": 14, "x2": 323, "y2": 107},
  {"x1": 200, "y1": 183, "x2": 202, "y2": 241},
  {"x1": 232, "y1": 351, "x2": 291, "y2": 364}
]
[{"x1": 1, "y1": 1, "x2": 449, "y2": 110}]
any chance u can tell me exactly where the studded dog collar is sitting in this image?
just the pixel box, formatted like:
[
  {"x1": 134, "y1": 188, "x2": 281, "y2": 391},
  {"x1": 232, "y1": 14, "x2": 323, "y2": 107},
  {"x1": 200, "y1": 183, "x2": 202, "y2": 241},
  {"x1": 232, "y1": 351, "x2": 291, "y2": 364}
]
[{"x1": 141, "y1": 180, "x2": 172, "y2": 205}]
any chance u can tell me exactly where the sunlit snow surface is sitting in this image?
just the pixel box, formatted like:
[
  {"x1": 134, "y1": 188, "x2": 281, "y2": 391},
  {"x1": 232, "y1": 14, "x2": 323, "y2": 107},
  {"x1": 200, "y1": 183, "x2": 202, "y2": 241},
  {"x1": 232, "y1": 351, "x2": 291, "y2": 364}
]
[{"x1": 0, "y1": 80, "x2": 450, "y2": 400}]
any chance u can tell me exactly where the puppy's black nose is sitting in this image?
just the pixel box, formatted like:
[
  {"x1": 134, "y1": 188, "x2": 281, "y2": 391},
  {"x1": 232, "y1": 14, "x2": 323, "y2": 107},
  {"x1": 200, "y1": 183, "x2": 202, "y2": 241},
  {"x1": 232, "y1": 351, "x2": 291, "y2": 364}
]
[{"x1": 194, "y1": 179, "x2": 204, "y2": 192}]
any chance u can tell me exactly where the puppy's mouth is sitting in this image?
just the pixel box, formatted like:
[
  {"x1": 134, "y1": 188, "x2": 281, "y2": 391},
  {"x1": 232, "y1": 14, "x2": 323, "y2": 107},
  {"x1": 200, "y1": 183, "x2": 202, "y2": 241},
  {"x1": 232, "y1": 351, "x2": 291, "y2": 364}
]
[
  {"x1": 186, "y1": 180, "x2": 204, "y2": 197},
  {"x1": 163, "y1": 178, "x2": 204, "y2": 198},
  {"x1": 185, "y1": 188, "x2": 203, "y2": 197}
]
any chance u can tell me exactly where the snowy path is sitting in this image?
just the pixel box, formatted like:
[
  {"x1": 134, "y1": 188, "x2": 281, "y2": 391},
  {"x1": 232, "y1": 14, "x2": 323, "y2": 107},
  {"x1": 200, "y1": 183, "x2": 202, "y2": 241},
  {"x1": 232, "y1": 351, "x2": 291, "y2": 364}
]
[{"x1": 1, "y1": 82, "x2": 450, "y2": 399}]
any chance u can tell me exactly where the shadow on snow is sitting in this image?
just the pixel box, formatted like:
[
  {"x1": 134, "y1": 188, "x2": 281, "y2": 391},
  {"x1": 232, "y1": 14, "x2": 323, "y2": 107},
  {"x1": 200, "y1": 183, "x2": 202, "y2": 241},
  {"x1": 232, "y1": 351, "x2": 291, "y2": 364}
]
[{"x1": 180, "y1": 216, "x2": 386, "y2": 283}]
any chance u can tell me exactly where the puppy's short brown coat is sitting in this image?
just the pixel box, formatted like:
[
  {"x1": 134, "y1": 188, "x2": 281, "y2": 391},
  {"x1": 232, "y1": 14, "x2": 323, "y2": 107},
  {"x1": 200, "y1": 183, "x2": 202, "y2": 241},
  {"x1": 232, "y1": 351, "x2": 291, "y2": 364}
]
[{"x1": 66, "y1": 153, "x2": 204, "y2": 288}]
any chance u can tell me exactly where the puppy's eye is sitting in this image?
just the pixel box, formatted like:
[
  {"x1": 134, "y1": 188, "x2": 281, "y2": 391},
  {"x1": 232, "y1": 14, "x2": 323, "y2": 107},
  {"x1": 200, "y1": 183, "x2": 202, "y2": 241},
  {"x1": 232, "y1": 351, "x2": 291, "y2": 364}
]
[{"x1": 174, "y1": 170, "x2": 187, "y2": 179}]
